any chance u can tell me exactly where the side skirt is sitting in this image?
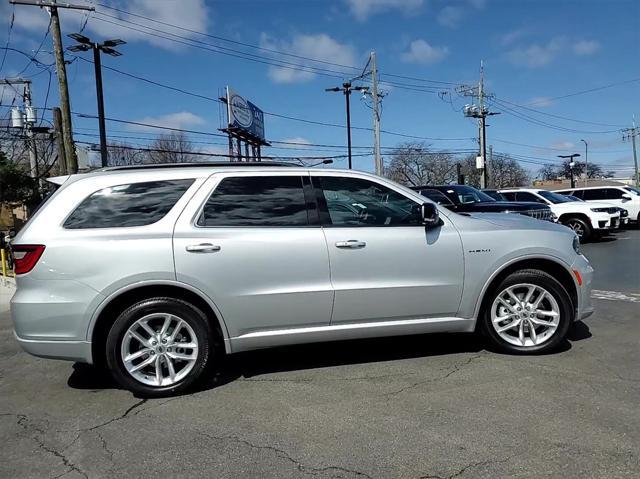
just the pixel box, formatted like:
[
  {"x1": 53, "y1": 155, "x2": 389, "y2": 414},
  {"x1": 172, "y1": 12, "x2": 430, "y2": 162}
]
[{"x1": 226, "y1": 316, "x2": 476, "y2": 354}]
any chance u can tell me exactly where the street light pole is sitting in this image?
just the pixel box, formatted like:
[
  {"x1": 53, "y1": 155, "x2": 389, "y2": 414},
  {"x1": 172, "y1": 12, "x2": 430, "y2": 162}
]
[
  {"x1": 326, "y1": 82, "x2": 368, "y2": 170},
  {"x1": 69, "y1": 34, "x2": 125, "y2": 168},
  {"x1": 558, "y1": 153, "x2": 581, "y2": 189},
  {"x1": 580, "y1": 139, "x2": 588, "y2": 186}
]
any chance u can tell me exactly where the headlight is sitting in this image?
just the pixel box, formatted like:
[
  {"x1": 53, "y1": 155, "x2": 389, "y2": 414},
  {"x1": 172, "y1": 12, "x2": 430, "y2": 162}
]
[
  {"x1": 572, "y1": 235, "x2": 582, "y2": 255},
  {"x1": 590, "y1": 207, "x2": 610, "y2": 213}
]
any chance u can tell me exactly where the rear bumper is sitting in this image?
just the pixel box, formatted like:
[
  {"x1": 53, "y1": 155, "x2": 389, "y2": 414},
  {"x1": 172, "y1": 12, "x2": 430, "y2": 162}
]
[{"x1": 13, "y1": 331, "x2": 92, "y2": 363}]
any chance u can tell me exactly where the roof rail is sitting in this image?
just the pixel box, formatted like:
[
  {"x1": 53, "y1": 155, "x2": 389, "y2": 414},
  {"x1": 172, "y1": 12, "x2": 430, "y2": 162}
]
[{"x1": 99, "y1": 161, "x2": 296, "y2": 172}]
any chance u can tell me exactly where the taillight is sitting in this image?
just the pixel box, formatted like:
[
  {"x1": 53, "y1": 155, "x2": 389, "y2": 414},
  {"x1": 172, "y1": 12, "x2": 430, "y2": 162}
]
[{"x1": 11, "y1": 245, "x2": 46, "y2": 275}]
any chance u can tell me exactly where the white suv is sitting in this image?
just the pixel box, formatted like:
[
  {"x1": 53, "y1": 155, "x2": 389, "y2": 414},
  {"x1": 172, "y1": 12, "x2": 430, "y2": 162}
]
[
  {"x1": 555, "y1": 186, "x2": 640, "y2": 226},
  {"x1": 499, "y1": 188, "x2": 620, "y2": 241}
]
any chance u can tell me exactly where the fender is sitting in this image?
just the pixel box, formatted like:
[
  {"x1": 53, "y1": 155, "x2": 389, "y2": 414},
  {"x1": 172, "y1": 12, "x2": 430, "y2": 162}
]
[
  {"x1": 85, "y1": 279, "x2": 232, "y2": 354},
  {"x1": 471, "y1": 253, "x2": 577, "y2": 321}
]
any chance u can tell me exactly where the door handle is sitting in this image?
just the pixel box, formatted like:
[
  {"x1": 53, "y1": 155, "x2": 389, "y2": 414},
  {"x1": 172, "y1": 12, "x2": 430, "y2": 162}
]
[
  {"x1": 335, "y1": 240, "x2": 366, "y2": 249},
  {"x1": 185, "y1": 243, "x2": 221, "y2": 253}
]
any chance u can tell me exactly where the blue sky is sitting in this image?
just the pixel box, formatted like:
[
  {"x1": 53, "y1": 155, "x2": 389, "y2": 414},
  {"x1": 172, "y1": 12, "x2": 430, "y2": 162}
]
[{"x1": 1, "y1": 0, "x2": 639, "y2": 176}]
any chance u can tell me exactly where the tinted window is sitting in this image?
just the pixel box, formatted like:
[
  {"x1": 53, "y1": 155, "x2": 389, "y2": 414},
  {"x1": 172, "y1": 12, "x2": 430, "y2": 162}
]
[
  {"x1": 419, "y1": 189, "x2": 453, "y2": 205},
  {"x1": 319, "y1": 176, "x2": 422, "y2": 226},
  {"x1": 198, "y1": 176, "x2": 308, "y2": 227},
  {"x1": 583, "y1": 188, "x2": 607, "y2": 200},
  {"x1": 64, "y1": 179, "x2": 194, "y2": 229},
  {"x1": 537, "y1": 190, "x2": 571, "y2": 204},
  {"x1": 501, "y1": 192, "x2": 517, "y2": 201},
  {"x1": 605, "y1": 188, "x2": 625, "y2": 200},
  {"x1": 624, "y1": 186, "x2": 640, "y2": 196},
  {"x1": 516, "y1": 192, "x2": 545, "y2": 203},
  {"x1": 570, "y1": 190, "x2": 584, "y2": 199}
]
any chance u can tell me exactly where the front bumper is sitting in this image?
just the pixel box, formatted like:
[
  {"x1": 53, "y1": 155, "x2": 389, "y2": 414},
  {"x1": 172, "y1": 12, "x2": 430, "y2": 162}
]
[{"x1": 591, "y1": 213, "x2": 620, "y2": 230}]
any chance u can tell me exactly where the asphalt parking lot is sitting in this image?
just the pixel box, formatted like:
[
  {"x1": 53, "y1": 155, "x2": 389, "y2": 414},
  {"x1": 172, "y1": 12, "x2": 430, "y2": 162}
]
[{"x1": 0, "y1": 230, "x2": 638, "y2": 479}]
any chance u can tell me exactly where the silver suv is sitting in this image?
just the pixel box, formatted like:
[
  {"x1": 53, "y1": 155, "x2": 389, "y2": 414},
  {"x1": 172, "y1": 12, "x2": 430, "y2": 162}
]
[{"x1": 10, "y1": 164, "x2": 594, "y2": 396}]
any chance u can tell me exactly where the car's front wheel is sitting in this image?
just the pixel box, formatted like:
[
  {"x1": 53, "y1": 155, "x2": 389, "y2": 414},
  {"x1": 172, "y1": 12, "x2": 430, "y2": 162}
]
[
  {"x1": 106, "y1": 297, "x2": 213, "y2": 397},
  {"x1": 562, "y1": 217, "x2": 592, "y2": 242},
  {"x1": 482, "y1": 269, "x2": 573, "y2": 354}
]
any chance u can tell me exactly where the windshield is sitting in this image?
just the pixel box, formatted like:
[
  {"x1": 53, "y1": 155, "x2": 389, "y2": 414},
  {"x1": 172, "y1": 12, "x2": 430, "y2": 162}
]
[
  {"x1": 624, "y1": 186, "x2": 640, "y2": 196},
  {"x1": 562, "y1": 195, "x2": 583, "y2": 202},
  {"x1": 442, "y1": 186, "x2": 496, "y2": 204},
  {"x1": 537, "y1": 190, "x2": 572, "y2": 204}
]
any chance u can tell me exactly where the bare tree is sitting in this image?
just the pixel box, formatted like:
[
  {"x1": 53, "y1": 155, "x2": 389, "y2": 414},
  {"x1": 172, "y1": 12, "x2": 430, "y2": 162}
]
[
  {"x1": 538, "y1": 164, "x2": 558, "y2": 180},
  {"x1": 384, "y1": 142, "x2": 457, "y2": 186},
  {"x1": 538, "y1": 160, "x2": 613, "y2": 181},
  {"x1": 461, "y1": 153, "x2": 530, "y2": 188},
  {"x1": 107, "y1": 142, "x2": 147, "y2": 166},
  {"x1": 147, "y1": 132, "x2": 198, "y2": 164}
]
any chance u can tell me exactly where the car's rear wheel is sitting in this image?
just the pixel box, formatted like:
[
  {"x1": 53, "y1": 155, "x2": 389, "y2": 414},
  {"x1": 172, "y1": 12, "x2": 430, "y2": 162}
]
[
  {"x1": 562, "y1": 217, "x2": 592, "y2": 242},
  {"x1": 482, "y1": 269, "x2": 573, "y2": 354},
  {"x1": 106, "y1": 297, "x2": 213, "y2": 397}
]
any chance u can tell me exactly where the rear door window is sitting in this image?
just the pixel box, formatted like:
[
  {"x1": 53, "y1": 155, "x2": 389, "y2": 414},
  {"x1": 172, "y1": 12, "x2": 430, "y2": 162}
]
[
  {"x1": 583, "y1": 189, "x2": 607, "y2": 200},
  {"x1": 64, "y1": 179, "x2": 194, "y2": 229},
  {"x1": 198, "y1": 176, "x2": 309, "y2": 227}
]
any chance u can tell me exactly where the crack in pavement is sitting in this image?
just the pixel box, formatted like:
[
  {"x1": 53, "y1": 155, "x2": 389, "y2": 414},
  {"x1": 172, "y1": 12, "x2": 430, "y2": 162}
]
[
  {"x1": 4, "y1": 413, "x2": 89, "y2": 479},
  {"x1": 382, "y1": 353, "x2": 484, "y2": 398},
  {"x1": 199, "y1": 431, "x2": 373, "y2": 478},
  {"x1": 83, "y1": 398, "x2": 148, "y2": 432},
  {"x1": 419, "y1": 456, "x2": 513, "y2": 479}
]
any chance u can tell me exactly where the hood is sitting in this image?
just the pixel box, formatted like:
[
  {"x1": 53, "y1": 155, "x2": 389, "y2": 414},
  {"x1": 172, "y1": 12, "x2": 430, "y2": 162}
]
[
  {"x1": 460, "y1": 212, "x2": 567, "y2": 232},
  {"x1": 459, "y1": 201, "x2": 549, "y2": 213}
]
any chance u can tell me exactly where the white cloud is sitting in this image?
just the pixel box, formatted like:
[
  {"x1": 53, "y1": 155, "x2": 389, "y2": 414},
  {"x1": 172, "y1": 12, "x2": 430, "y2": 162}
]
[
  {"x1": 527, "y1": 96, "x2": 554, "y2": 107},
  {"x1": 280, "y1": 137, "x2": 313, "y2": 149},
  {"x1": 573, "y1": 39, "x2": 601, "y2": 56},
  {"x1": 401, "y1": 40, "x2": 449, "y2": 64},
  {"x1": 437, "y1": 1, "x2": 485, "y2": 28},
  {"x1": 129, "y1": 112, "x2": 206, "y2": 132},
  {"x1": 499, "y1": 28, "x2": 529, "y2": 46},
  {"x1": 550, "y1": 141, "x2": 575, "y2": 150},
  {"x1": 260, "y1": 33, "x2": 357, "y2": 84},
  {"x1": 1, "y1": 0, "x2": 211, "y2": 51},
  {"x1": 507, "y1": 37, "x2": 564, "y2": 68},
  {"x1": 344, "y1": 0, "x2": 424, "y2": 21},
  {"x1": 437, "y1": 6, "x2": 464, "y2": 28}
]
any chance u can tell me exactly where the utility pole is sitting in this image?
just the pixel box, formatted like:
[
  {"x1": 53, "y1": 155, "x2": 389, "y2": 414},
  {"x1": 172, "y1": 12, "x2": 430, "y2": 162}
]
[
  {"x1": 558, "y1": 153, "x2": 581, "y2": 189},
  {"x1": 370, "y1": 52, "x2": 382, "y2": 176},
  {"x1": 488, "y1": 144, "x2": 493, "y2": 188},
  {"x1": 580, "y1": 139, "x2": 588, "y2": 186},
  {"x1": 52, "y1": 107, "x2": 67, "y2": 175},
  {"x1": 460, "y1": 61, "x2": 499, "y2": 189},
  {"x1": 68, "y1": 33, "x2": 125, "y2": 168},
  {"x1": 622, "y1": 118, "x2": 639, "y2": 187},
  {"x1": 10, "y1": 0, "x2": 95, "y2": 174},
  {"x1": 2, "y1": 78, "x2": 38, "y2": 179},
  {"x1": 325, "y1": 82, "x2": 368, "y2": 169}
]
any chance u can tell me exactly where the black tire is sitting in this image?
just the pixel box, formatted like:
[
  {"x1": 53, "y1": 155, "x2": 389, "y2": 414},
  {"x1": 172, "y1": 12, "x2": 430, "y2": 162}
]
[
  {"x1": 481, "y1": 269, "x2": 573, "y2": 354},
  {"x1": 106, "y1": 297, "x2": 213, "y2": 397},
  {"x1": 562, "y1": 217, "x2": 592, "y2": 242}
]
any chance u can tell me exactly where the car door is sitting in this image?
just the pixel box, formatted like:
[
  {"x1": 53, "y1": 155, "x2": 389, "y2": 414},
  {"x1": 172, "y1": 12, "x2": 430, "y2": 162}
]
[
  {"x1": 312, "y1": 172, "x2": 464, "y2": 325},
  {"x1": 173, "y1": 171, "x2": 333, "y2": 338},
  {"x1": 606, "y1": 188, "x2": 639, "y2": 218}
]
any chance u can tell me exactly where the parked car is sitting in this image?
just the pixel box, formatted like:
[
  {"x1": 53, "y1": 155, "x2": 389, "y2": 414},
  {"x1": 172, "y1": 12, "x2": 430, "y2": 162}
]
[
  {"x1": 559, "y1": 194, "x2": 630, "y2": 227},
  {"x1": 555, "y1": 186, "x2": 640, "y2": 226},
  {"x1": 482, "y1": 189, "x2": 507, "y2": 201},
  {"x1": 499, "y1": 188, "x2": 620, "y2": 241},
  {"x1": 411, "y1": 185, "x2": 556, "y2": 222},
  {"x1": 11, "y1": 163, "x2": 594, "y2": 396}
]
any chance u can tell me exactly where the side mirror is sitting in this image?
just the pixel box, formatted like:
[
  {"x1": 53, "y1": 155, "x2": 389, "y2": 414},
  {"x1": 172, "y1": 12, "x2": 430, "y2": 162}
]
[
  {"x1": 621, "y1": 194, "x2": 632, "y2": 200},
  {"x1": 421, "y1": 202, "x2": 440, "y2": 228}
]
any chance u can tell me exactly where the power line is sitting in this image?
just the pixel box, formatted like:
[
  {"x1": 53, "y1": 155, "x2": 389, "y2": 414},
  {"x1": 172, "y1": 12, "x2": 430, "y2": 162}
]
[
  {"x1": 527, "y1": 77, "x2": 640, "y2": 105},
  {"x1": 493, "y1": 96, "x2": 626, "y2": 128},
  {"x1": 94, "y1": 3, "x2": 459, "y2": 87}
]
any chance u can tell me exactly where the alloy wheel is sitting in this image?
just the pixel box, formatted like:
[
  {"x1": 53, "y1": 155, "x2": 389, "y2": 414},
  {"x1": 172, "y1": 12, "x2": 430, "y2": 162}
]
[
  {"x1": 567, "y1": 220, "x2": 585, "y2": 238},
  {"x1": 490, "y1": 283, "x2": 560, "y2": 347},
  {"x1": 121, "y1": 313, "x2": 199, "y2": 387}
]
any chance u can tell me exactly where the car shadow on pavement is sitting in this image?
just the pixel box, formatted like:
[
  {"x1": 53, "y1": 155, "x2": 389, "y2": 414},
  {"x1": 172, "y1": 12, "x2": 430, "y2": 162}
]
[{"x1": 66, "y1": 324, "x2": 592, "y2": 395}]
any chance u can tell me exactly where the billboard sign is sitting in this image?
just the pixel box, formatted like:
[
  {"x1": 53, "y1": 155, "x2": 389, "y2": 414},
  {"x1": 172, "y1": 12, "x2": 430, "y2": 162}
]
[{"x1": 227, "y1": 86, "x2": 265, "y2": 141}]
